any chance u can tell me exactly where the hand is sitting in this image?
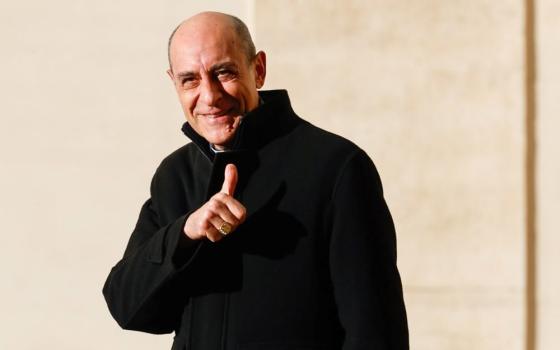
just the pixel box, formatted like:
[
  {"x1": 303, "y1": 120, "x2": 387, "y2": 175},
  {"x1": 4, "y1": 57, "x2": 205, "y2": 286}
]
[{"x1": 183, "y1": 164, "x2": 247, "y2": 242}]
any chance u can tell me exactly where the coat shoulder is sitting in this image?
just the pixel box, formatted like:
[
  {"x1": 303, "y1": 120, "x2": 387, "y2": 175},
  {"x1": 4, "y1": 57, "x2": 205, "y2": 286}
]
[
  {"x1": 152, "y1": 142, "x2": 205, "y2": 177},
  {"x1": 159, "y1": 142, "x2": 200, "y2": 167},
  {"x1": 292, "y1": 120, "x2": 368, "y2": 165},
  {"x1": 148, "y1": 143, "x2": 209, "y2": 197}
]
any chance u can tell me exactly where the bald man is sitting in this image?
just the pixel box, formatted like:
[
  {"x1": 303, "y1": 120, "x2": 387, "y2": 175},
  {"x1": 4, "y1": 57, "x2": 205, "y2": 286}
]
[{"x1": 103, "y1": 12, "x2": 409, "y2": 350}]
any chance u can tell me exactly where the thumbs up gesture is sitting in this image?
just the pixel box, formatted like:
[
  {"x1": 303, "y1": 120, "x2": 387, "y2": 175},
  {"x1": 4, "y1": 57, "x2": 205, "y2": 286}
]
[{"x1": 183, "y1": 164, "x2": 247, "y2": 242}]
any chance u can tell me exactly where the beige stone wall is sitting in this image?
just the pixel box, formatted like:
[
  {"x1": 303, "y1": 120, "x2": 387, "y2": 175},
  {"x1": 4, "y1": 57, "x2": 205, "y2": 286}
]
[
  {"x1": 0, "y1": 1, "x2": 556, "y2": 349},
  {"x1": 537, "y1": 1, "x2": 560, "y2": 350}
]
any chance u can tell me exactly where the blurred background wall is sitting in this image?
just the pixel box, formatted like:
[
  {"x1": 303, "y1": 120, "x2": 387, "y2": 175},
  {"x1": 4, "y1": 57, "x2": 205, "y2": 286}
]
[{"x1": 0, "y1": 0, "x2": 557, "y2": 349}]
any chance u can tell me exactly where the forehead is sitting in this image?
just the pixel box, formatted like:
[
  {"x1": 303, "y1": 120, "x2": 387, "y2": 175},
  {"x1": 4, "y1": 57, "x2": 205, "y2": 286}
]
[{"x1": 170, "y1": 24, "x2": 245, "y2": 72}]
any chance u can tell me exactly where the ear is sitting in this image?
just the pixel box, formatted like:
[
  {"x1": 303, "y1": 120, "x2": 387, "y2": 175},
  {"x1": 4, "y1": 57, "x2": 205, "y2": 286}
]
[
  {"x1": 253, "y1": 51, "x2": 267, "y2": 89},
  {"x1": 166, "y1": 68, "x2": 175, "y2": 83}
]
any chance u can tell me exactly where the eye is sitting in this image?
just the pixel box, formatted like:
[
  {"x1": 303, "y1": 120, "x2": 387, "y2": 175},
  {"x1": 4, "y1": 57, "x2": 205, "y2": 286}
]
[
  {"x1": 216, "y1": 69, "x2": 236, "y2": 81},
  {"x1": 180, "y1": 76, "x2": 198, "y2": 89}
]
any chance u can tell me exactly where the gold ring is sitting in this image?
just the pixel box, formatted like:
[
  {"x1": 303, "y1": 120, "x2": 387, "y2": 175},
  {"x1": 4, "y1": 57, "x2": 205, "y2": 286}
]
[{"x1": 218, "y1": 222, "x2": 232, "y2": 236}]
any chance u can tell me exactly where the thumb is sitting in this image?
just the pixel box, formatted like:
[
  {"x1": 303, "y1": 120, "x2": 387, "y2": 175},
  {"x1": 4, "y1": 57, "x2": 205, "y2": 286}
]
[{"x1": 220, "y1": 163, "x2": 238, "y2": 196}]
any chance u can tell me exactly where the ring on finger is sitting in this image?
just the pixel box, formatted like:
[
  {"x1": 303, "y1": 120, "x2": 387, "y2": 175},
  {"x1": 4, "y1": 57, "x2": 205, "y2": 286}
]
[{"x1": 218, "y1": 221, "x2": 233, "y2": 236}]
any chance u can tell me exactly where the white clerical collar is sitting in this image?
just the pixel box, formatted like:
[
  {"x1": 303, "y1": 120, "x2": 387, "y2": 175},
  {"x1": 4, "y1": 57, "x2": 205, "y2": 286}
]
[{"x1": 209, "y1": 144, "x2": 228, "y2": 153}]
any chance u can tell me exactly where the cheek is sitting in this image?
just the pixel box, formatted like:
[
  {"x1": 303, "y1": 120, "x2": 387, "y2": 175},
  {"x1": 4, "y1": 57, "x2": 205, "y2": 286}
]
[
  {"x1": 222, "y1": 83, "x2": 249, "y2": 106},
  {"x1": 223, "y1": 79, "x2": 246, "y2": 96},
  {"x1": 179, "y1": 93, "x2": 197, "y2": 115}
]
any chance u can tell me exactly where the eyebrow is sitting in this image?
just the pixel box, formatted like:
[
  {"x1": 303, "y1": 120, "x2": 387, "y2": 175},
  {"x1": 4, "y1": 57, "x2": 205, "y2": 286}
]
[
  {"x1": 210, "y1": 62, "x2": 238, "y2": 72},
  {"x1": 174, "y1": 62, "x2": 239, "y2": 79},
  {"x1": 175, "y1": 71, "x2": 197, "y2": 80}
]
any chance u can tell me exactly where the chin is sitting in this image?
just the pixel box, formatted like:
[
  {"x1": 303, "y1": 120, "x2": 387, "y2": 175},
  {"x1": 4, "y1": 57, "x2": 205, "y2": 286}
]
[{"x1": 207, "y1": 131, "x2": 236, "y2": 149}]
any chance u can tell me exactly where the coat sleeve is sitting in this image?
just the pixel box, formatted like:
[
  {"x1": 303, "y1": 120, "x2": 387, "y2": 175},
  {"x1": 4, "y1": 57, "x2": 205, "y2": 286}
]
[
  {"x1": 102, "y1": 172, "x2": 202, "y2": 334},
  {"x1": 328, "y1": 149, "x2": 409, "y2": 350}
]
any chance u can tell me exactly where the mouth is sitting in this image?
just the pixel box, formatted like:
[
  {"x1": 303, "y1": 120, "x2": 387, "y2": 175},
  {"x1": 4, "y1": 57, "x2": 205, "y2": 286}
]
[{"x1": 198, "y1": 108, "x2": 236, "y2": 124}]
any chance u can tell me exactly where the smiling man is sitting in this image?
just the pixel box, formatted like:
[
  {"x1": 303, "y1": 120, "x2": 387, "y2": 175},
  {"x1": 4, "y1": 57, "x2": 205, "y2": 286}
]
[
  {"x1": 167, "y1": 13, "x2": 265, "y2": 151},
  {"x1": 103, "y1": 11, "x2": 409, "y2": 350}
]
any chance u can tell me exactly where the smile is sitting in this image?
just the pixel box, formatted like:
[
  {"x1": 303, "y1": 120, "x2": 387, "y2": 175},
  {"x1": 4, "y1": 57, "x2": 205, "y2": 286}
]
[{"x1": 198, "y1": 107, "x2": 233, "y2": 119}]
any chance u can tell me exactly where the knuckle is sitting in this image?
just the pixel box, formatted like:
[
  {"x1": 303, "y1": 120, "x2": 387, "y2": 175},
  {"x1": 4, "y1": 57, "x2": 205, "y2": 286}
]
[
  {"x1": 207, "y1": 200, "x2": 219, "y2": 211},
  {"x1": 202, "y1": 210, "x2": 213, "y2": 221},
  {"x1": 213, "y1": 193, "x2": 226, "y2": 201},
  {"x1": 201, "y1": 221, "x2": 212, "y2": 230},
  {"x1": 239, "y1": 207, "x2": 247, "y2": 221}
]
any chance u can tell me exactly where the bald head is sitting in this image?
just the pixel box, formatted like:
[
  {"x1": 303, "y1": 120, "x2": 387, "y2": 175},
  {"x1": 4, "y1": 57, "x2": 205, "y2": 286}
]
[{"x1": 168, "y1": 12, "x2": 256, "y2": 71}]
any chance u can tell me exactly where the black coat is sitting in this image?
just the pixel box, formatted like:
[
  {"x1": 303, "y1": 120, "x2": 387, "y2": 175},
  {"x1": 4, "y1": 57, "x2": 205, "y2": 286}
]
[{"x1": 103, "y1": 90, "x2": 409, "y2": 350}]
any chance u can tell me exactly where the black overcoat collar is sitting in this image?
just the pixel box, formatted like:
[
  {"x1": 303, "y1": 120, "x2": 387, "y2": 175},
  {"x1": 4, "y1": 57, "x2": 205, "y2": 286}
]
[{"x1": 180, "y1": 89, "x2": 300, "y2": 161}]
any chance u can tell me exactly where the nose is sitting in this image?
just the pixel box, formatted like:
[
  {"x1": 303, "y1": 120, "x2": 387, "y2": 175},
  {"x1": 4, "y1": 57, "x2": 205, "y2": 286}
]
[{"x1": 199, "y1": 77, "x2": 223, "y2": 106}]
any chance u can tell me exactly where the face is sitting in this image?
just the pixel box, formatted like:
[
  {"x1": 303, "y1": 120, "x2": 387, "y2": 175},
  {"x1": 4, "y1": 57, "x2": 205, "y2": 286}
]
[{"x1": 167, "y1": 19, "x2": 266, "y2": 149}]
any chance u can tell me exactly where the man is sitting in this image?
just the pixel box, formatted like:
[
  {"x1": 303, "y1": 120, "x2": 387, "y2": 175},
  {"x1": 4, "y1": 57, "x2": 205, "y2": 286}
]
[{"x1": 103, "y1": 11, "x2": 409, "y2": 350}]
